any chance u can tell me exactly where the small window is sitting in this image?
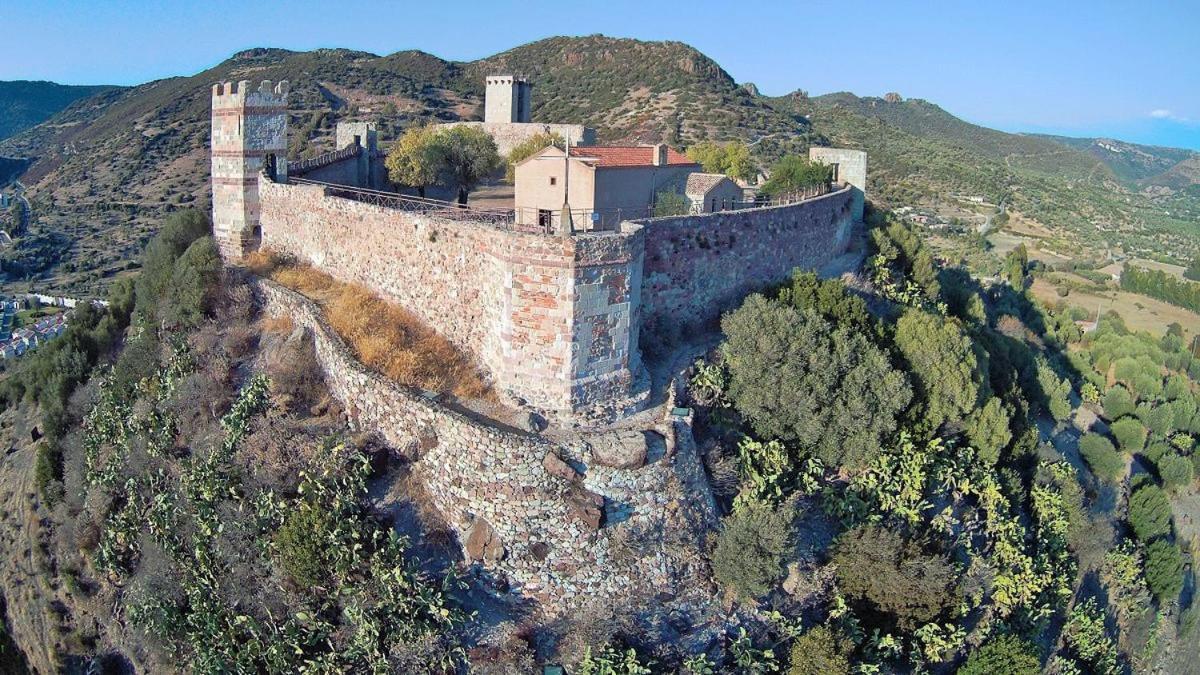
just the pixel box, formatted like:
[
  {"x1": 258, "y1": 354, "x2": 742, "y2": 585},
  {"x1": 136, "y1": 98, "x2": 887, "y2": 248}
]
[{"x1": 550, "y1": 176, "x2": 557, "y2": 186}]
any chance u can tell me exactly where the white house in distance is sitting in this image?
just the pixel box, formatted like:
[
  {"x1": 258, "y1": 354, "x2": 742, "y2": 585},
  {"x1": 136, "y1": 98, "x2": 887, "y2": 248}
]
[{"x1": 513, "y1": 143, "x2": 742, "y2": 231}]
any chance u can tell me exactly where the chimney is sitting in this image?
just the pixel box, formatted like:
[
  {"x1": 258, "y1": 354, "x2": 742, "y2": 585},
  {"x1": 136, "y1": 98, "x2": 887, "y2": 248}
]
[{"x1": 652, "y1": 143, "x2": 668, "y2": 166}]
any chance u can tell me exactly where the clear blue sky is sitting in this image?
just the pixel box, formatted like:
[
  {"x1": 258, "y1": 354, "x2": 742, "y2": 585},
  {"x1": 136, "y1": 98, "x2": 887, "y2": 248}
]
[{"x1": 4, "y1": 0, "x2": 1199, "y2": 150}]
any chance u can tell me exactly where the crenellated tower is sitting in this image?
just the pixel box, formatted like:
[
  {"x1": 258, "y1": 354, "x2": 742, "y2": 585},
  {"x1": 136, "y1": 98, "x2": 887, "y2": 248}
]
[{"x1": 210, "y1": 79, "x2": 289, "y2": 259}]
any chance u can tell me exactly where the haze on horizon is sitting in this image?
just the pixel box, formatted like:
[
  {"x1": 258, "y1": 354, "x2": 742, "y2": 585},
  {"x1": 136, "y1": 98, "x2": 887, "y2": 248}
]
[{"x1": 3, "y1": 0, "x2": 1198, "y2": 151}]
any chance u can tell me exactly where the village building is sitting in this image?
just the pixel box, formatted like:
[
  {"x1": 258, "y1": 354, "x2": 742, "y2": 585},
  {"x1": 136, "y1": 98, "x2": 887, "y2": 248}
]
[{"x1": 513, "y1": 143, "x2": 703, "y2": 230}]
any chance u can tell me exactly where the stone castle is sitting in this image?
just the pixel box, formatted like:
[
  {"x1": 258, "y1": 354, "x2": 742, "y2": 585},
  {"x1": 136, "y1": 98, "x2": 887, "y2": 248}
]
[
  {"x1": 210, "y1": 77, "x2": 867, "y2": 425},
  {"x1": 210, "y1": 76, "x2": 868, "y2": 616}
]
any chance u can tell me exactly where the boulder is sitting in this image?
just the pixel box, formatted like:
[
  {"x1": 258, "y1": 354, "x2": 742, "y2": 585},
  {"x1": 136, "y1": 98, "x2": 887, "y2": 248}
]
[
  {"x1": 588, "y1": 431, "x2": 649, "y2": 470},
  {"x1": 523, "y1": 412, "x2": 547, "y2": 434},
  {"x1": 464, "y1": 517, "x2": 505, "y2": 562},
  {"x1": 542, "y1": 452, "x2": 579, "y2": 482},
  {"x1": 565, "y1": 486, "x2": 604, "y2": 531}
]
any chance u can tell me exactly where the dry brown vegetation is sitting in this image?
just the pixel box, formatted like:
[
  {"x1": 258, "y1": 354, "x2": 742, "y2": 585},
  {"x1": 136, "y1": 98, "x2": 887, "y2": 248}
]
[{"x1": 245, "y1": 250, "x2": 490, "y2": 399}]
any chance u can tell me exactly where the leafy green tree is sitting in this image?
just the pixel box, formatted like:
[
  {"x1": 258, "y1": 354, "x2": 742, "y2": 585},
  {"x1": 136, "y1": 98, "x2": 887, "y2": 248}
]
[
  {"x1": 965, "y1": 396, "x2": 1012, "y2": 465},
  {"x1": 1156, "y1": 452, "x2": 1194, "y2": 493},
  {"x1": 164, "y1": 236, "x2": 221, "y2": 329},
  {"x1": 438, "y1": 125, "x2": 502, "y2": 205},
  {"x1": 1102, "y1": 386, "x2": 1136, "y2": 421},
  {"x1": 721, "y1": 295, "x2": 911, "y2": 470},
  {"x1": 787, "y1": 626, "x2": 851, "y2": 675},
  {"x1": 760, "y1": 155, "x2": 833, "y2": 197},
  {"x1": 1111, "y1": 416, "x2": 1148, "y2": 454},
  {"x1": 832, "y1": 524, "x2": 960, "y2": 631},
  {"x1": 1036, "y1": 359, "x2": 1073, "y2": 422},
  {"x1": 1079, "y1": 433, "x2": 1124, "y2": 483},
  {"x1": 653, "y1": 189, "x2": 691, "y2": 217},
  {"x1": 686, "y1": 141, "x2": 755, "y2": 182},
  {"x1": 893, "y1": 309, "x2": 985, "y2": 431},
  {"x1": 711, "y1": 498, "x2": 792, "y2": 600},
  {"x1": 1128, "y1": 483, "x2": 1173, "y2": 542},
  {"x1": 504, "y1": 131, "x2": 563, "y2": 183},
  {"x1": 775, "y1": 270, "x2": 875, "y2": 336},
  {"x1": 1003, "y1": 243, "x2": 1029, "y2": 290},
  {"x1": 384, "y1": 124, "x2": 446, "y2": 198},
  {"x1": 1143, "y1": 540, "x2": 1184, "y2": 603},
  {"x1": 135, "y1": 209, "x2": 211, "y2": 326},
  {"x1": 957, "y1": 635, "x2": 1041, "y2": 675}
]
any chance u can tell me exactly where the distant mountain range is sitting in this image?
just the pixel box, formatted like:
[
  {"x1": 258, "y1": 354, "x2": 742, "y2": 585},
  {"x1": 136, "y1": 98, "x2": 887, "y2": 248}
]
[
  {"x1": 0, "y1": 80, "x2": 119, "y2": 141},
  {"x1": 0, "y1": 35, "x2": 1197, "y2": 294}
]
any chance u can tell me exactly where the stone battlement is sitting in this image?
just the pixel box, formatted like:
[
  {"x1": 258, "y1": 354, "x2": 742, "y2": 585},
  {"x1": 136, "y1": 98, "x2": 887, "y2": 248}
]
[{"x1": 211, "y1": 79, "x2": 289, "y2": 108}]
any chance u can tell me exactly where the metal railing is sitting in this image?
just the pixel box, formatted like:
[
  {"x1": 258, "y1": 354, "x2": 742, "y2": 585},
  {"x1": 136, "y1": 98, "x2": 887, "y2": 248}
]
[{"x1": 289, "y1": 177, "x2": 518, "y2": 227}]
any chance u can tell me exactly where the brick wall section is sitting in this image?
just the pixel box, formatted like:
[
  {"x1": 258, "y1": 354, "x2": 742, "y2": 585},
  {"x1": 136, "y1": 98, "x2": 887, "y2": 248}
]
[
  {"x1": 253, "y1": 279, "x2": 717, "y2": 617},
  {"x1": 635, "y1": 185, "x2": 854, "y2": 339}
]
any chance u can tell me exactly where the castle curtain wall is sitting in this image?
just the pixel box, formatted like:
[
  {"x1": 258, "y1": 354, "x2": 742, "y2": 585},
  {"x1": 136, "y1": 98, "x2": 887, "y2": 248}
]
[{"x1": 636, "y1": 185, "x2": 855, "y2": 339}]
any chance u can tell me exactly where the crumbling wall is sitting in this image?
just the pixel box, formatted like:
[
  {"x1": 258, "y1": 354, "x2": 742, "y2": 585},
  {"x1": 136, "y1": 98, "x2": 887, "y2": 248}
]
[{"x1": 253, "y1": 279, "x2": 717, "y2": 616}]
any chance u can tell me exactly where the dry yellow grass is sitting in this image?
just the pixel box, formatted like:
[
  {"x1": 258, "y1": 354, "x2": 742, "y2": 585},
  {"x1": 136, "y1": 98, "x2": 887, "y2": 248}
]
[
  {"x1": 249, "y1": 251, "x2": 491, "y2": 399},
  {"x1": 259, "y1": 315, "x2": 295, "y2": 335}
]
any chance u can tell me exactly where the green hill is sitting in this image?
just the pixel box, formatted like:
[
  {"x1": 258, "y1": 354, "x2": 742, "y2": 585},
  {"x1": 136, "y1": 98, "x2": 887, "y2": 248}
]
[{"x1": 0, "y1": 80, "x2": 118, "y2": 141}]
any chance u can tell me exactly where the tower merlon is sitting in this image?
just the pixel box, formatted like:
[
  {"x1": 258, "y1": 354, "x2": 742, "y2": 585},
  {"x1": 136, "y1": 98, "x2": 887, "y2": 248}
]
[{"x1": 211, "y1": 79, "x2": 289, "y2": 107}]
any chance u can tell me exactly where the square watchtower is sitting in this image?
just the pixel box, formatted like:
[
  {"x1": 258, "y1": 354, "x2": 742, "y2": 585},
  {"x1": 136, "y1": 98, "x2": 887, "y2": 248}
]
[
  {"x1": 484, "y1": 75, "x2": 532, "y2": 124},
  {"x1": 211, "y1": 79, "x2": 289, "y2": 259}
]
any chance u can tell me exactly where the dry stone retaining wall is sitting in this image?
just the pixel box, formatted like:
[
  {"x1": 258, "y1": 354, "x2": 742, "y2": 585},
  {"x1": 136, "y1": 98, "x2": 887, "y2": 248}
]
[{"x1": 253, "y1": 279, "x2": 717, "y2": 617}]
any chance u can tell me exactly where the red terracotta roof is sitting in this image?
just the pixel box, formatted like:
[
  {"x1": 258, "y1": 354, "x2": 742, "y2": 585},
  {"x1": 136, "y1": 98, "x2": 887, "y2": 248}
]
[{"x1": 568, "y1": 145, "x2": 698, "y2": 168}]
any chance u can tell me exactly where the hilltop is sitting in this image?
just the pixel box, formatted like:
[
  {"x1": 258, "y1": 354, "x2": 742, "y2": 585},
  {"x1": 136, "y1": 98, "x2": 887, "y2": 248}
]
[
  {"x1": 0, "y1": 35, "x2": 1198, "y2": 298},
  {"x1": 0, "y1": 81, "x2": 119, "y2": 142}
]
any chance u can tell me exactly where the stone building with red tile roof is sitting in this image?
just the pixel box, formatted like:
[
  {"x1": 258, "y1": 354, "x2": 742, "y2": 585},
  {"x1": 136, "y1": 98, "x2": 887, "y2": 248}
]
[{"x1": 512, "y1": 143, "x2": 703, "y2": 231}]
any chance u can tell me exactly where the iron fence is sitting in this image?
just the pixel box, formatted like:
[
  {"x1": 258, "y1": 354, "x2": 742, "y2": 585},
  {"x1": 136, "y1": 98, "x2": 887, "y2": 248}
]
[{"x1": 289, "y1": 177, "x2": 517, "y2": 227}]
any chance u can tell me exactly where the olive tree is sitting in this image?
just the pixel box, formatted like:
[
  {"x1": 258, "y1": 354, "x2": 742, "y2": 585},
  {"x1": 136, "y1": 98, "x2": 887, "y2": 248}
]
[
  {"x1": 384, "y1": 124, "x2": 446, "y2": 198},
  {"x1": 438, "y1": 125, "x2": 502, "y2": 205}
]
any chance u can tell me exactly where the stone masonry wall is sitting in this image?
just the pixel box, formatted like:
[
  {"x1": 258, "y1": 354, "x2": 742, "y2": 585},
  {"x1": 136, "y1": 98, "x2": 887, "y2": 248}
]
[
  {"x1": 253, "y1": 280, "x2": 718, "y2": 617},
  {"x1": 258, "y1": 180, "x2": 643, "y2": 421},
  {"x1": 636, "y1": 185, "x2": 855, "y2": 339}
]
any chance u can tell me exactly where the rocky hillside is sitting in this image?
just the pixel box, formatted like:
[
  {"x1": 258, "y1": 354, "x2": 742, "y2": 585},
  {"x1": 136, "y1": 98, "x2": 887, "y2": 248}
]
[
  {"x1": 1, "y1": 35, "x2": 1198, "y2": 298},
  {"x1": 0, "y1": 81, "x2": 117, "y2": 142}
]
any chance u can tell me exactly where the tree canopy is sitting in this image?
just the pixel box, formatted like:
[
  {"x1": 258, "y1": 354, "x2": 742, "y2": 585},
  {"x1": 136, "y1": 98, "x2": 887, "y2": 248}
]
[
  {"x1": 893, "y1": 309, "x2": 987, "y2": 431},
  {"x1": 384, "y1": 124, "x2": 446, "y2": 198},
  {"x1": 721, "y1": 295, "x2": 911, "y2": 470},
  {"x1": 504, "y1": 131, "x2": 563, "y2": 183},
  {"x1": 686, "y1": 141, "x2": 755, "y2": 182},
  {"x1": 759, "y1": 155, "x2": 832, "y2": 197}
]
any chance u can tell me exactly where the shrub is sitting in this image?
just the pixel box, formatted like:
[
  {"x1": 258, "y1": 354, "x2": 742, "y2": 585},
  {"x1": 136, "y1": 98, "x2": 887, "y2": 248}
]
[
  {"x1": 1143, "y1": 540, "x2": 1185, "y2": 604},
  {"x1": 33, "y1": 442, "x2": 64, "y2": 508},
  {"x1": 965, "y1": 397, "x2": 1012, "y2": 465},
  {"x1": 577, "y1": 643, "x2": 654, "y2": 675},
  {"x1": 1156, "y1": 452, "x2": 1194, "y2": 493},
  {"x1": 653, "y1": 189, "x2": 691, "y2": 217},
  {"x1": 957, "y1": 634, "x2": 1041, "y2": 675},
  {"x1": 1143, "y1": 441, "x2": 1171, "y2": 463},
  {"x1": 831, "y1": 524, "x2": 959, "y2": 631},
  {"x1": 1110, "y1": 417, "x2": 1148, "y2": 454},
  {"x1": 710, "y1": 498, "x2": 792, "y2": 601},
  {"x1": 1128, "y1": 484, "x2": 1172, "y2": 542},
  {"x1": 774, "y1": 270, "x2": 875, "y2": 335},
  {"x1": 721, "y1": 295, "x2": 910, "y2": 470},
  {"x1": 1079, "y1": 433, "x2": 1124, "y2": 483},
  {"x1": 894, "y1": 309, "x2": 985, "y2": 430},
  {"x1": 787, "y1": 625, "x2": 851, "y2": 675},
  {"x1": 164, "y1": 236, "x2": 222, "y2": 329},
  {"x1": 274, "y1": 505, "x2": 333, "y2": 587},
  {"x1": 504, "y1": 131, "x2": 563, "y2": 182},
  {"x1": 1102, "y1": 386, "x2": 1136, "y2": 421}
]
